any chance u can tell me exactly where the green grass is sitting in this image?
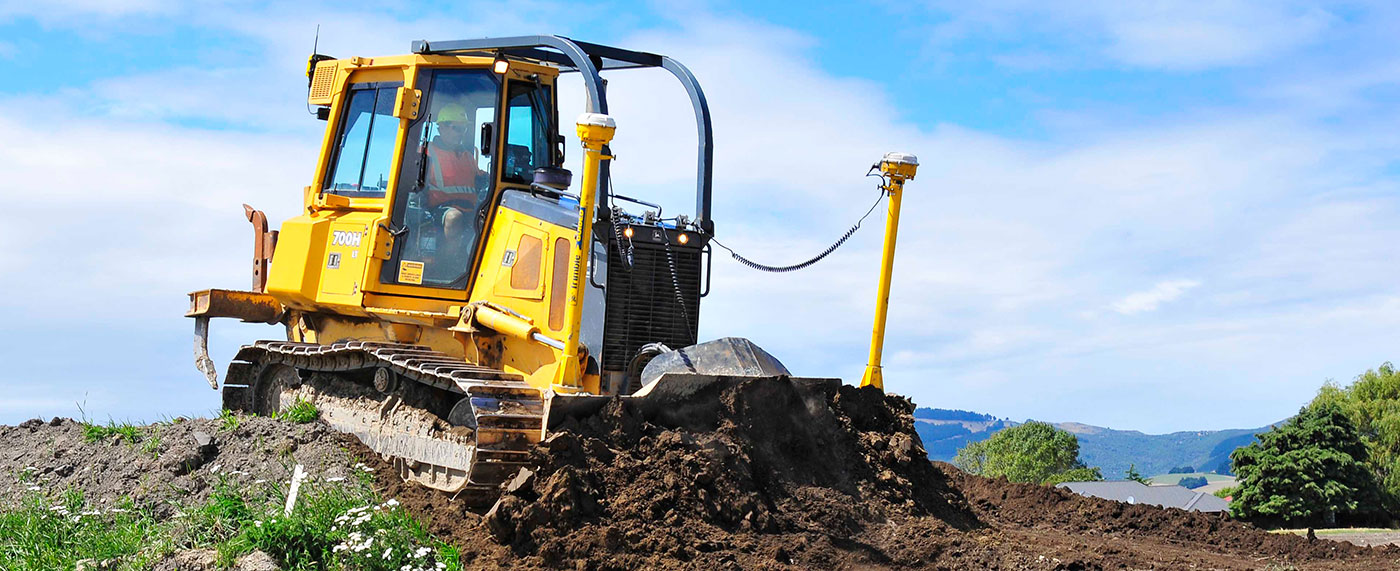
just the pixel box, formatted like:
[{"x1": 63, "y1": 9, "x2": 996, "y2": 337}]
[
  {"x1": 140, "y1": 426, "x2": 163, "y2": 458},
  {"x1": 0, "y1": 489, "x2": 164, "y2": 571},
  {"x1": 1145, "y1": 472, "x2": 1236, "y2": 485},
  {"x1": 81, "y1": 420, "x2": 145, "y2": 445},
  {"x1": 277, "y1": 399, "x2": 320, "y2": 424},
  {"x1": 218, "y1": 409, "x2": 242, "y2": 431},
  {"x1": 2, "y1": 472, "x2": 461, "y2": 571}
]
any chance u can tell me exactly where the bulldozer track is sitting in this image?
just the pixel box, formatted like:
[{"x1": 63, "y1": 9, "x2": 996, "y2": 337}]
[{"x1": 223, "y1": 340, "x2": 544, "y2": 503}]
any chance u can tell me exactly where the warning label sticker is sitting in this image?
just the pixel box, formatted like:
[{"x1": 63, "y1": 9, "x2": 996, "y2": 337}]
[{"x1": 398, "y1": 260, "x2": 424, "y2": 285}]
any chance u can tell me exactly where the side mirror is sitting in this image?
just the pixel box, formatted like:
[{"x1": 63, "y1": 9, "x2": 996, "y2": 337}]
[{"x1": 480, "y1": 122, "x2": 494, "y2": 156}]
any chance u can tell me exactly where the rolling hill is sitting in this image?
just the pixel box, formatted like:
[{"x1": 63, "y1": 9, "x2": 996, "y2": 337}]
[{"x1": 915, "y1": 408, "x2": 1278, "y2": 478}]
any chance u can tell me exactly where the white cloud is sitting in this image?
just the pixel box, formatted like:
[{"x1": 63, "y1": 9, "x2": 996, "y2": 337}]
[
  {"x1": 927, "y1": 0, "x2": 1336, "y2": 70},
  {"x1": 1101, "y1": 2, "x2": 1334, "y2": 70},
  {"x1": 0, "y1": 0, "x2": 177, "y2": 20},
  {"x1": 1110, "y1": 280, "x2": 1202, "y2": 315}
]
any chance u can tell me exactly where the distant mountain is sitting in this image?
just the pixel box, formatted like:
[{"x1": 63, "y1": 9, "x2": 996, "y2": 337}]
[{"x1": 914, "y1": 407, "x2": 1278, "y2": 478}]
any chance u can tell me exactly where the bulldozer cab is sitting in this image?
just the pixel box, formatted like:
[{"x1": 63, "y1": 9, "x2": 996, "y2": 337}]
[{"x1": 299, "y1": 53, "x2": 563, "y2": 299}]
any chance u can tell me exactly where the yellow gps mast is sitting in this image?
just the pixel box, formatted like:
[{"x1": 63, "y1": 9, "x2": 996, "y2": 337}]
[
  {"x1": 554, "y1": 112, "x2": 618, "y2": 389},
  {"x1": 860, "y1": 152, "x2": 919, "y2": 391}
]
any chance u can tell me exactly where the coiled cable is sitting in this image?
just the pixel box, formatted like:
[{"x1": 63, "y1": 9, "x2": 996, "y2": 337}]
[{"x1": 708, "y1": 182, "x2": 886, "y2": 273}]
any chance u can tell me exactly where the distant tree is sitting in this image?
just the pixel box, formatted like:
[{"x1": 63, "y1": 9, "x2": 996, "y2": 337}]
[
  {"x1": 1043, "y1": 467, "x2": 1105, "y2": 486},
  {"x1": 1214, "y1": 459, "x2": 1233, "y2": 476},
  {"x1": 1177, "y1": 476, "x2": 1208, "y2": 489},
  {"x1": 1311, "y1": 362, "x2": 1400, "y2": 512},
  {"x1": 1168, "y1": 465, "x2": 1195, "y2": 474},
  {"x1": 1231, "y1": 402, "x2": 1380, "y2": 527},
  {"x1": 1125, "y1": 464, "x2": 1148, "y2": 484},
  {"x1": 1214, "y1": 485, "x2": 1238, "y2": 499},
  {"x1": 915, "y1": 408, "x2": 995, "y2": 422},
  {"x1": 953, "y1": 421, "x2": 1103, "y2": 485}
]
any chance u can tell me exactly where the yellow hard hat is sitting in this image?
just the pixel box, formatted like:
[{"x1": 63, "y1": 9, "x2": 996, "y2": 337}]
[{"x1": 437, "y1": 103, "x2": 468, "y2": 124}]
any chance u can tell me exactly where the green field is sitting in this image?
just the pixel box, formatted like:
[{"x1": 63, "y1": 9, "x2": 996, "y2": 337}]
[{"x1": 1146, "y1": 472, "x2": 1234, "y2": 485}]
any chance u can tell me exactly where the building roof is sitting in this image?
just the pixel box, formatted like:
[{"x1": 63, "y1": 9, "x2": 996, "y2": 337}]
[{"x1": 1056, "y1": 481, "x2": 1230, "y2": 513}]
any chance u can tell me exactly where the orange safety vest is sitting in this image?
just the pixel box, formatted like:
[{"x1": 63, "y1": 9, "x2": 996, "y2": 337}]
[{"x1": 426, "y1": 143, "x2": 482, "y2": 209}]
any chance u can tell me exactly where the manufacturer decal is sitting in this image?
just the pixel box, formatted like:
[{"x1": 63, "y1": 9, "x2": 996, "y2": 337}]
[
  {"x1": 398, "y1": 260, "x2": 424, "y2": 285},
  {"x1": 326, "y1": 252, "x2": 341, "y2": 269},
  {"x1": 332, "y1": 230, "x2": 363, "y2": 247}
]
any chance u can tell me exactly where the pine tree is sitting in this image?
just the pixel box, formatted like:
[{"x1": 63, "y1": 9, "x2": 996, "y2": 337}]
[{"x1": 1230, "y1": 402, "x2": 1380, "y2": 526}]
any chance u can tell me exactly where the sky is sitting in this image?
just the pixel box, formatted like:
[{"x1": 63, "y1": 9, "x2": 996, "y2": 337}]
[{"x1": 0, "y1": 0, "x2": 1397, "y2": 434}]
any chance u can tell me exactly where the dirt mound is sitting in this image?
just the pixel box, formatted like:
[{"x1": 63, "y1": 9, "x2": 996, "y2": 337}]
[
  {"x1": 0, "y1": 415, "x2": 358, "y2": 517},
  {"x1": 943, "y1": 463, "x2": 1393, "y2": 568},
  {"x1": 378, "y1": 379, "x2": 1400, "y2": 570},
  {"x1": 489, "y1": 379, "x2": 979, "y2": 568},
  {"x1": 6, "y1": 380, "x2": 1399, "y2": 569}
]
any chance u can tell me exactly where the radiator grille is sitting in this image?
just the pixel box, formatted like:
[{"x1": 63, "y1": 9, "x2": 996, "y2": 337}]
[{"x1": 601, "y1": 237, "x2": 703, "y2": 371}]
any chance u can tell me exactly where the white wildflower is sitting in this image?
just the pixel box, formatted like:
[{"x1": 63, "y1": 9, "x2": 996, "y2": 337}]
[
  {"x1": 326, "y1": 477, "x2": 345, "y2": 482},
  {"x1": 383, "y1": 547, "x2": 392, "y2": 559},
  {"x1": 254, "y1": 520, "x2": 263, "y2": 528},
  {"x1": 209, "y1": 464, "x2": 221, "y2": 473},
  {"x1": 414, "y1": 546, "x2": 432, "y2": 558},
  {"x1": 26, "y1": 486, "x2": 40, "y2": 491},
  {"x1": 254, "y1": 479, "x2": 267, "y2": 484},
  {"x1": 385, "y1": 498, "x2": 400, "y2": 507}
]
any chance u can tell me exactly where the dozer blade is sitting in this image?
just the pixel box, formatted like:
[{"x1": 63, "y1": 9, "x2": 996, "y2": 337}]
[{"x1": 546, "y1": 337, "x2": 840, "y2": 428}]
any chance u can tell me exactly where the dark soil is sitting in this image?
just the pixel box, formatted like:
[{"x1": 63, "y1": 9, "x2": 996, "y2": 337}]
[
  {"x1": 369, "y1": 378, "x2": 1400, "y2": 570},
  {"x1": 5, "y1": 379, "x2": 1399, "y2": 569},
  {"x1": 0, "y1": 415, "x2": 359, "y2": 518}
]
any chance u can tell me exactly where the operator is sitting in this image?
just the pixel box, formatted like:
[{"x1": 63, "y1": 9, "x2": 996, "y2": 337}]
[{"x1": 425, "y1": 103, "x2": 487, "y2": 245}]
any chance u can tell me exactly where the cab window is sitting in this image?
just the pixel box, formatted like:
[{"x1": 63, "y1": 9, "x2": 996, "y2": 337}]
[
  {"x1": 324, "y1": 83, "x2": 402, "y2": 197},
  {"x1": 502, "y1": 80, "x2": 553, "y2": 184}
]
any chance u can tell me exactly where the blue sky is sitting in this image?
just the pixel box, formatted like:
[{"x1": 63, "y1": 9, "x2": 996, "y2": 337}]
[{"x1": 1, "y1": 1, "x2": 1397, "y2": 434}]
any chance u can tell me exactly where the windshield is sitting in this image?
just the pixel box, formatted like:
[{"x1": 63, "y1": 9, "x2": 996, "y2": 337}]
[
  {"x1": 382, "y1": 69, "x2": 500, "y2": 290},
  {"x1": 323, "y1": 83, "x2": 402, "y2": 198}
]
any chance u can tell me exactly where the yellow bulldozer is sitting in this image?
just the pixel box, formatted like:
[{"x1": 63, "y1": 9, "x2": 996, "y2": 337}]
[{"x1": 187, "y1": 35, "x2": 918, "y2": 503}]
